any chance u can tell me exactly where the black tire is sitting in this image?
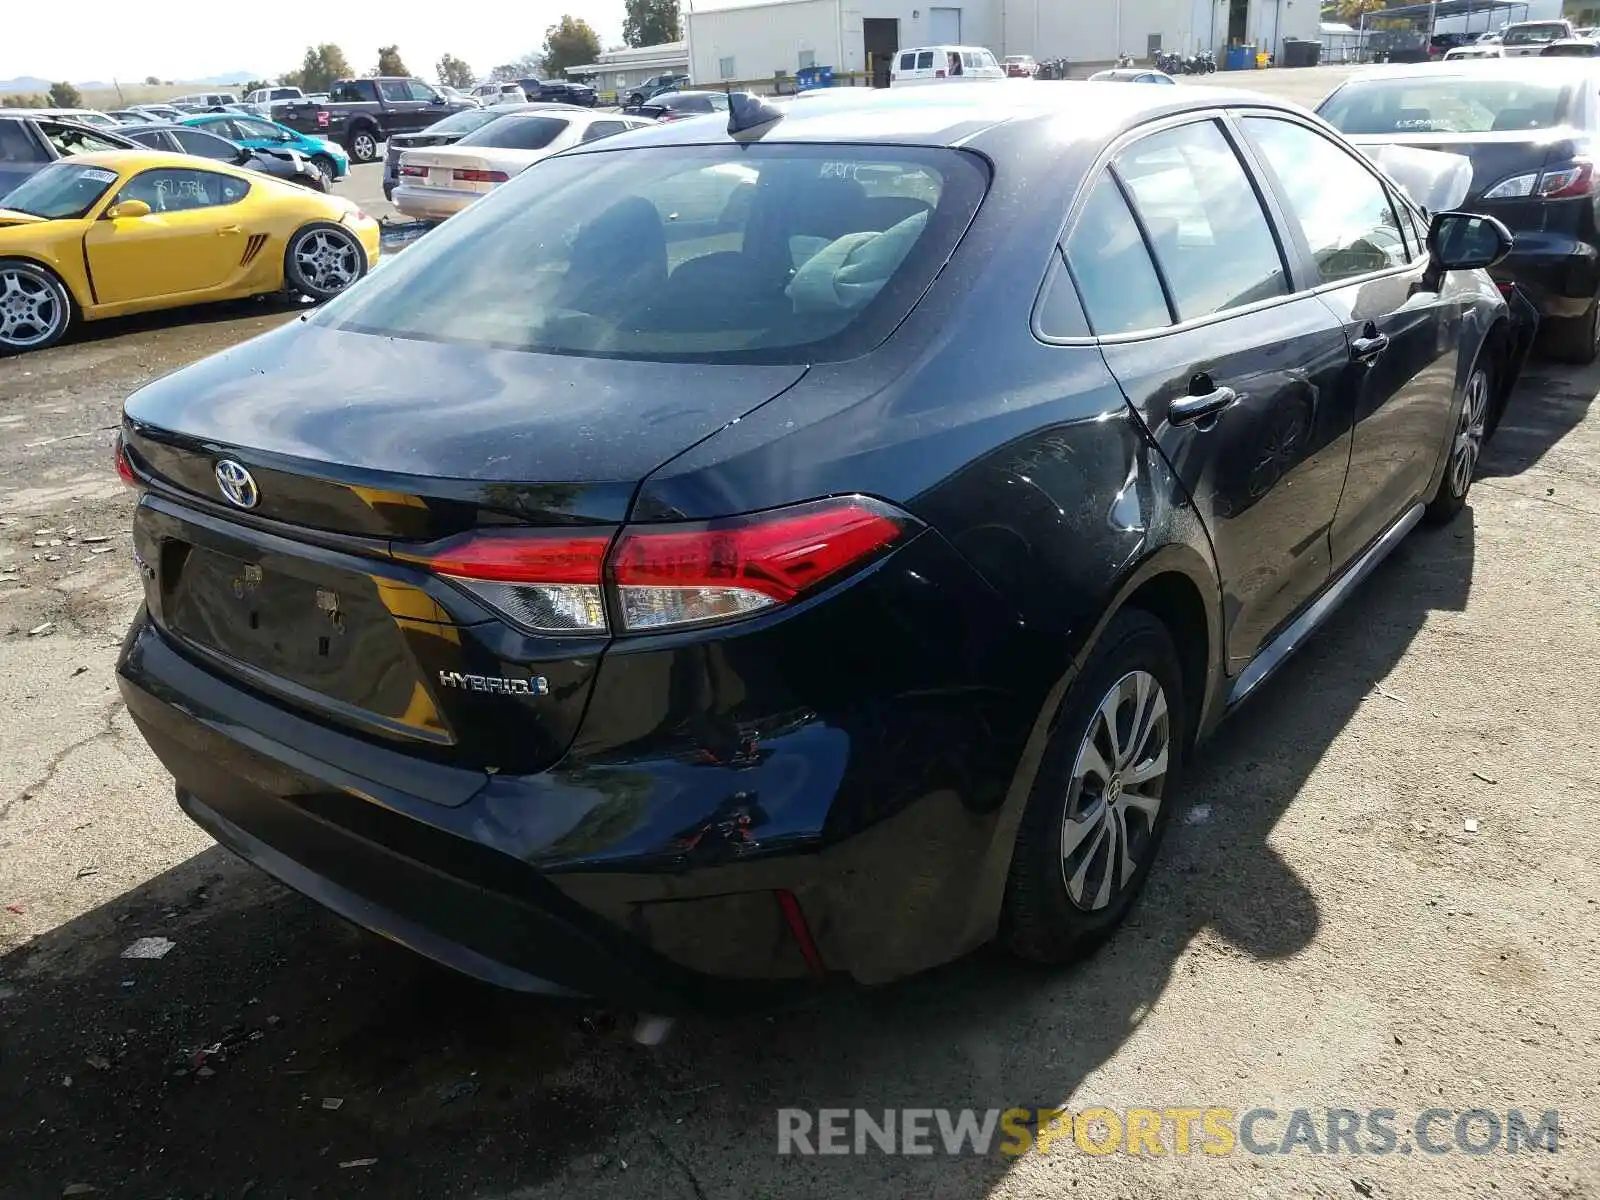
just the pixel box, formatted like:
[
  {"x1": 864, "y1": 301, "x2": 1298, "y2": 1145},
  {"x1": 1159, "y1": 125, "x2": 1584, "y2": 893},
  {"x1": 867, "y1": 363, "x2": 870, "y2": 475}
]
[
  {"x1": 0, "y1": 257, "x2": 73, "y2": 356},
  {"x1": 283, "y1": 222, "x2": 367, "y2": 303},
  {"x1": 1002, "y1": 608, "x2": 1187, "y2": 965},
  {"x1": 1543, "y1": 299, "x2": 1600, "y2": 365},
  {"x1": 628, "y1": 92, "x2": 645, "y2": 107},
  {"x1": 1425, "y1": 360, "x2": 1493, "y2": 525},
  {"x1": 310, "y1": 153, "x2": 339, "y2": 183},
  {"x1": 346, "y1": 126, "x2": 379, "y2": 163}
]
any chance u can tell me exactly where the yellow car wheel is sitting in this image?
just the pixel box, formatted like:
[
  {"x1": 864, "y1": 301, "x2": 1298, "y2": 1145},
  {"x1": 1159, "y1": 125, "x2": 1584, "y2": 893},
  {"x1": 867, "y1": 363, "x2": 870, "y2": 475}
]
[
  {"x1": 0, "y1": 258, "x2": 72, "y2": 356},
  {"x1": 284, "y1": 223, "x2": 367, "y2": 303}
]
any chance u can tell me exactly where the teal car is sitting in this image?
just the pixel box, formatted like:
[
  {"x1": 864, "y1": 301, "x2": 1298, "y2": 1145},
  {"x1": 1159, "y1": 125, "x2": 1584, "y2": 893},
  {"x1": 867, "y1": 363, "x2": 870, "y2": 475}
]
[{"x1": 180, "y1": 114, "x2": 349, "y2": 181}]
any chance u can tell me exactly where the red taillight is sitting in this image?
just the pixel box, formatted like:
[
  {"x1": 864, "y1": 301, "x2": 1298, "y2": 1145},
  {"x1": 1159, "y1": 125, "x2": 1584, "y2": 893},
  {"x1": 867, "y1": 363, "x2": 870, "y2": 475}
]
[
  {"x1": 412, "y1": 497, "x2": 912, "y2": 636},
  {"x1": 1496, "y1": 280, "x2": 1517, "y2": 295},
  {"x1": 316, "y1": 110, "x2": 330, "y2": 128},
  {"x1": 611, "y1": 498, "x2": 908, "y2": 630},
  {"x1": 1540, "y1": 161, "x2": 1595, "y2": 198},
  {"x1": 114, "y1": 434, "x2": 138, "y2": 488},
  {"x1": 452, "y1": 168, "x2": 510, "y2": 184},
  {"x1": 400, "y1": 164, "x2": 427, "y2": 177}
]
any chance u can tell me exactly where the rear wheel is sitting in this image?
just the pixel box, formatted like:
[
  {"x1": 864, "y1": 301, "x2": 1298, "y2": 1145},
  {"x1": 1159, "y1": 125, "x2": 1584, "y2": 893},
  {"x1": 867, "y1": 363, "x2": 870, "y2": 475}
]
[
  {"x1": 0, "y1": 258, "x2": 72, "y2": 356},
  {"x1": 1544, "y1": 298, "x2": 1600, "y2": 364},
  {"x1": 284, "y1": 223, "x2": 366, "y2": 303},
  {"x1": 1425, "y1": 362, "x2": 1491, "y2": 525},
  {"x1": 1002, "y1": 609, "x2": 1185, "y2": 964},
  {"x1": 346, "y1": 127, "x2": 379, "y2": 163}
]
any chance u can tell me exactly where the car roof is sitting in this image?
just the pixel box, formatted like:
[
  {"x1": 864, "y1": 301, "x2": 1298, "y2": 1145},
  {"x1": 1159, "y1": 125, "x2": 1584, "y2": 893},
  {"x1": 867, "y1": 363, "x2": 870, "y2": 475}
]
[
  {"x1": 900, "y1": 45, "x2": 993, "y2": 53},
  {"x1": 582, "y1": 81, "x2": 1288, "y2": 152},
  {"x1": 43, "y1": 149, "x2": 240, "y2": 173},
  {"x1": 1341, "y1": 56, "x2": 1598, "y2": 83}
]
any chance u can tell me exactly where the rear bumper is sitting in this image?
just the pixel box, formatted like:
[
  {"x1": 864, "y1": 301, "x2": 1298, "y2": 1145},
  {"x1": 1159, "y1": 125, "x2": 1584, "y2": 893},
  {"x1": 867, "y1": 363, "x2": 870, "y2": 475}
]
[
  {"x1": 392, "y1": 184, "x2": 477, "y2": 221},
  {"x1": 1493, "y1": 238, "x2": 1600, "y2": 318},
  {"x1": 117, "y1": 517, "x2": 1037, "y2": 1007}
]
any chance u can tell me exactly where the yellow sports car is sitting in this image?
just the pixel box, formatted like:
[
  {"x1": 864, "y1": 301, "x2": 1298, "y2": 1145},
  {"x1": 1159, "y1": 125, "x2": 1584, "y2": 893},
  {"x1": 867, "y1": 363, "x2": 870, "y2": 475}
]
[{"x1": 0, "y1": 150, "x2": 381, "y2": 355}]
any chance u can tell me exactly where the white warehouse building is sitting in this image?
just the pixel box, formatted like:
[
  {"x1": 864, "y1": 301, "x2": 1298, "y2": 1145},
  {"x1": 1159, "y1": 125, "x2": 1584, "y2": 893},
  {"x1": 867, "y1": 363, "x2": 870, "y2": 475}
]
[{"x1": 686, "y1": 0, "x2": 1319, "y2": 86}]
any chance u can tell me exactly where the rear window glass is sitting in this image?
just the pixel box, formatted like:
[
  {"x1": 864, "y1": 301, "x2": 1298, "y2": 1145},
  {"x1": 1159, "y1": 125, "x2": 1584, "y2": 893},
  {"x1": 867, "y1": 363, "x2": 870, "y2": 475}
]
[
  {"x1": 318, "y1": 144, "x2": 988, "y2": 364},
  {"x1": 423, "y1": 108, "x2": 503, "y2": 136},
  {"x1": 456, "y1": 116, "x2": 569, "y2": 150},
  {"x1": 1318, "y1": 78, "x2": 1569, "y2": 134}
]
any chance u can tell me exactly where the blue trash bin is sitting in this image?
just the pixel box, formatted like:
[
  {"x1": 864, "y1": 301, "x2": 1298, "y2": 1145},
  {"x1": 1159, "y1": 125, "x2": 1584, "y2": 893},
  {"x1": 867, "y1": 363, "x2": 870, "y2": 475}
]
[
  {"x1": 1225, "y1": 44, "x2": 1255, "y2": 70},
  {"x1": 796, "y1": 65, "x2": 835, "y2": 91}
]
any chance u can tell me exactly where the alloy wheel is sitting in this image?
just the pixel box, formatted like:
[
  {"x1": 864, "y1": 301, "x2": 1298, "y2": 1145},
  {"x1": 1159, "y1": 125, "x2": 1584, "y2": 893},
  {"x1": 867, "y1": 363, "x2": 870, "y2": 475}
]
[
  {"x1": 1449, "y1": 369, "x2": 1489, "y2": 499},
  {"x1": 294, "y1": 230, "x2": 361, "y2": 294},
  {"x1": 0, "y1": 268, "x2": 64, "y2": 350},
  {"x1": 1061, "y1": 669, "x2": 1171, "y2": 911},
  {"x1": 352, "y1": 133, "x2": 377, "y2": 161}
]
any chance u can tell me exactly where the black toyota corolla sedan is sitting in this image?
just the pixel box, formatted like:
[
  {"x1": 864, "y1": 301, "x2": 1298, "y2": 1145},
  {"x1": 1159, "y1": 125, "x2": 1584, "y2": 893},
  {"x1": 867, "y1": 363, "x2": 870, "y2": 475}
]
[{"x1": 115, "y1": 83, "x2": 1516, "y2": 1011}]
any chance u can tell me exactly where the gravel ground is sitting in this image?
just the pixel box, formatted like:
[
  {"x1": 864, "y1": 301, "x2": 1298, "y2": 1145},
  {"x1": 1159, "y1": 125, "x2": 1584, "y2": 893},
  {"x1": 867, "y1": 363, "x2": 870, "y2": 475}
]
[{"x1": 1, "y1": 65, "x2": 1597, "y2": 1200}]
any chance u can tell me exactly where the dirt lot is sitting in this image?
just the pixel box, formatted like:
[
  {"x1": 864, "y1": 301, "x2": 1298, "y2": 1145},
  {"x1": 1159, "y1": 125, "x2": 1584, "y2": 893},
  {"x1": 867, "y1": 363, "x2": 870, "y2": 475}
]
[{"x1": 2, "y1": 67, "x2": 1599, "y2": 1200}]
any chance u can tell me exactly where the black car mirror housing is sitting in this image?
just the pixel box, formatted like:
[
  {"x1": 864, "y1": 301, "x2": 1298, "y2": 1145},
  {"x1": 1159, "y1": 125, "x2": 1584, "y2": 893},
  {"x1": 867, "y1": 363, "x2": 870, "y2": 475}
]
[{"x1": 1429, "y1": 211, "x2": 1514, "y2": 272}]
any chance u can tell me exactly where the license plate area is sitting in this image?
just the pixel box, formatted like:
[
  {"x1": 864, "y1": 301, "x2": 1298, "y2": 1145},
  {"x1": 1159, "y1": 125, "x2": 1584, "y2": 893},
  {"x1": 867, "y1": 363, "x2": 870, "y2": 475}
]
[
  {"x1": 426, "y1": 167, "x2": 453, "y2": 187},
  {"x1": 162, "y1": 542, "x2": 423, "y2": 721}
]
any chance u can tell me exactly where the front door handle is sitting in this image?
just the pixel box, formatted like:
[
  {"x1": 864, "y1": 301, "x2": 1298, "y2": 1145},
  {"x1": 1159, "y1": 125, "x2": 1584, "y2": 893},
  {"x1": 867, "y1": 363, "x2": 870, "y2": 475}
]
[
  {"x1": 216, "y1": 225, "x2": 243, "y2": 235},
  {"x1": 1351, "y1": 332, "x2": 1390, "y2": 362},
  {"x1": 1170, "y1": 386, "x2": 1238, "y2": 426}
]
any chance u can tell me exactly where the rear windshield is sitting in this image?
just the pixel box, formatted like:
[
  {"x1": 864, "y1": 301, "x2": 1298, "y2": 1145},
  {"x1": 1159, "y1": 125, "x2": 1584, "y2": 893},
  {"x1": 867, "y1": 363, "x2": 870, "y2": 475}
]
[
  {"x1": 457, "y1": 115, "x2": 569, "y2": 149},
  {"x1": 1503, "y1": 22, "x2": 1568, "y2": 44},
  {"x1": 1318, "y1": 77, "x2": 1570, "y2": 134},
  {"x1": 424, "y1": 108, "x2": 505, "y2": 136},
  {"x1": 317, "y1": 144, "x2": 988, "y2": 364}
]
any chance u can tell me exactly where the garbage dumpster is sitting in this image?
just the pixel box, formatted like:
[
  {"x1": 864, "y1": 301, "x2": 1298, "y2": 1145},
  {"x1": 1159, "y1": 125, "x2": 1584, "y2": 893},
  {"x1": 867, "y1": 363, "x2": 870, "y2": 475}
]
[
  {"x1": 1225, "y1": 44, "x2": 1256, "y2": 70},
  {"x1": 796, "y1": 65, "x2": 835, "y2": 91},
  {"x1": 1281, "y1": 38, "x2": 1322, "y2": 67}
]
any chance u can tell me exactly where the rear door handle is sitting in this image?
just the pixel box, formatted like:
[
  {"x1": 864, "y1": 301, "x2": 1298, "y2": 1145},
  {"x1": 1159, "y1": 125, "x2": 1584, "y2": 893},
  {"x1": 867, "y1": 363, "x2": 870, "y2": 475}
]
[
  {"x1": 1351, "y1": 332, "x2": 1390, "y2": 362},
  {"x1": 1170, "y1": 386, "x2": 1238, "y2": 426}
]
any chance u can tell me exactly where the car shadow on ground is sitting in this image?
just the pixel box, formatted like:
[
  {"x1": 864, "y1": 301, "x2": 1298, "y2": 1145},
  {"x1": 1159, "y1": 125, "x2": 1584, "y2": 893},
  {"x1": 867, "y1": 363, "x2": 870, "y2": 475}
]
[
  {"x1": 0, "y1": 518, "x2": 1476, "y2": 1199},
  {"x1": 59, "y1": 294, "x2": 309, "y2": 351},
  {"x1": 1482, "y1": 358, "x2": 1598, "y2": 479}
]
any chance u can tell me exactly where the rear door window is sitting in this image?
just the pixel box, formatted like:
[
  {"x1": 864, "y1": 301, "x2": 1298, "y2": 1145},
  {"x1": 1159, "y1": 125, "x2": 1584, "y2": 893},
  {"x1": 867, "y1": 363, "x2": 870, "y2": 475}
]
[
  {"x1": 917, "y1": 51, "x2": 935, "y2": 68},
  {"x1": 1113, "y1": 119, "x2": 1288, "y2": 321},
  {"x1": 378, "y1": 80, "x2": 412, "y2": 103},
  {"x1": 1062, "y1": 174, "x2": 1171, "y2": 335},
  {"x1": 332, "y1": 80, "x2": 379, "y2": 103},
  {"x1": 1241, "y1": 116, "x2": 1410, "y2": 283},
  {"x1": 172, "y1": 129, "x2": 236, "y2": 159}
]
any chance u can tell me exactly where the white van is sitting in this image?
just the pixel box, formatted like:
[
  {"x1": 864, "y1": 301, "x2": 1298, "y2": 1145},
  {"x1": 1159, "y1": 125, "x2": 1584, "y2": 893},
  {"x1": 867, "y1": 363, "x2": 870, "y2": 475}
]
[{"x1": 890, "y1": 45, "x2": 1006, "y2": 86}]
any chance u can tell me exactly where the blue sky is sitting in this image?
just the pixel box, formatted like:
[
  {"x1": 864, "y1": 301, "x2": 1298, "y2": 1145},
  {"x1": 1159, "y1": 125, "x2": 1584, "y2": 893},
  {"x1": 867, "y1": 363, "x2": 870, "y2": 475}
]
[{"x1": 3, "y1": 0, "x2": 626, "y2": 84}]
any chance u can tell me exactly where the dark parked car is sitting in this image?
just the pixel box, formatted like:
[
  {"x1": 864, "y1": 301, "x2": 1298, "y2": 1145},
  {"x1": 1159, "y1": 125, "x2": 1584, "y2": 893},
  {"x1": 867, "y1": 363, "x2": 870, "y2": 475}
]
[
  {"x1": 1319, "y1": 60, "x2": 1600, "y2": 361},
  {"x1": 382, "y1": 103, "x2": 585, "y2": 200},
  {"x1": 622, "y1": 90, "x2": 731, "y2": 121},
  {"x1": 0, "y1": 112, "x2": 131, "y2": 200},
  {"x1": 272, "y1": 76, "x2": 476, "y2": 163},
  {"x1": 116, "y1": 83, "x2": 1517, "y2": 1012},
  {"x1": 626, "y1": 73, "x2": 691, "y2": 107},
  {"x1": 515, "y1": 77, "x2": 597, "y2": 106},
  {"x1": 1541, "y1": 38, "x2": 1600, "y2": 56},
  {"x1": 119, "y1": 122, "x2": 330, "y2": 191}
]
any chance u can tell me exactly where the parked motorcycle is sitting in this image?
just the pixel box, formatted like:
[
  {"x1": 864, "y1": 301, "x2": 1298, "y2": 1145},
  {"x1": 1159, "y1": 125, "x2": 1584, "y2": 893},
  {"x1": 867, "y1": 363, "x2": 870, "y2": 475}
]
[
  {"x1": 1155, "y1": 50, "x2": 1185, "y2": 74},
  {"x1": 1035, "y1": 56, "x2": 1072, "y2": 80},
  {"x1": 1116, "y1": 53, "x2": 1136, "y2": 68},
  {"x1": 1185, "y1": 50, "x2": 1217, "y2": 74}
]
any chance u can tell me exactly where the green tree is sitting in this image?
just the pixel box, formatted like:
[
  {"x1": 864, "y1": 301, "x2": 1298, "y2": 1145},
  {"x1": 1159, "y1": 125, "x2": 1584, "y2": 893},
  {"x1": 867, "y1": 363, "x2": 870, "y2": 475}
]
[
  {"x1": 1336, "y1": 0, "x2": 1385, "y2": 18},
  {"x1": 283, "y1": 44, "x2": 353, "y2": 93},
  {"x1": 436, "y1": 53, "x2": 475, "y2": 88},
  {"x1": 241, "y1": 79, "x2": 272, "y2": 95},
  {"x1": 489, "y1": 55, "x2": 542, "y2": 82},
  {"x1": 542, "y1": 16, "x2": 601, "y2": 78},
  {"x1": 623, "y1": 0, "x2": 681, "y2": 47},
  {"x1": 1, "y1": 93, "x2": 49, "y2": 109},
  {"x1": 48, "y1": 81, "x2": 83, "y2": 108},
  {"x1": 143, "y1": 74, "x2": 160, "y2": 85},
  {"x1": 375, "y1": 45, "x2": 409, "y2": 76}
]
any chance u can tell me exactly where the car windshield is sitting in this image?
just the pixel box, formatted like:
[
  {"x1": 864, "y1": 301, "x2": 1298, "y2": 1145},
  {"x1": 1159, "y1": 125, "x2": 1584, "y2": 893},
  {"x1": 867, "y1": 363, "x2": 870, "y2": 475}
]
[
  {"x1": 317, "y1": 143, "x2": 988, "y2": 364},
  {"x1": 425, "y1": 108, "x2": 508, "y2": 137},
  {"x1": 1, "y1": 161, "x2": 119, "y2": 218},
  {"x1": 456, "y1": 115, "x2": 570, "y2": 149},
  {"x1": 1319, "y1": 77, "x2": 1570, "y2": 134},
  {"x1": 1503, "y1": 22, "x2": 1568, "y2": 44}
]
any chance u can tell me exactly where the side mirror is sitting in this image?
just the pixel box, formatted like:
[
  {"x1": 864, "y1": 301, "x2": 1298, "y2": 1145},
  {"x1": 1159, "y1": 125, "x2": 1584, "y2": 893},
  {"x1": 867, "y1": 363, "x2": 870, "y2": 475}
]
[
  {"x1": 105, "y1": 199, "x2": 152, "y2": 220},
  {"x1": 1428, "y1": 211, "x2": 1513, "y2": 271}
]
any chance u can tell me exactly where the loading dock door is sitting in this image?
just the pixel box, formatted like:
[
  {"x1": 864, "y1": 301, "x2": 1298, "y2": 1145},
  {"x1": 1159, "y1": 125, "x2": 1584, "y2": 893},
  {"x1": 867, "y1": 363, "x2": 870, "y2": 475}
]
[
  {"x1": 929, "y1": 6, "x2": 962, "y2": 44},
  {"x1": 864, "y1": 17, "x2": 900, "y2": 87}
]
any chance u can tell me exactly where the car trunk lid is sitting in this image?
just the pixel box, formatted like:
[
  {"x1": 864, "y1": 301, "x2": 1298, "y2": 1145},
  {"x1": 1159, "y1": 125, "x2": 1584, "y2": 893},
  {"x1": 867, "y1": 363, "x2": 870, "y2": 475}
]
[{"x1": 121, "y1": 324, "x2": 807, "y2": 787}]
